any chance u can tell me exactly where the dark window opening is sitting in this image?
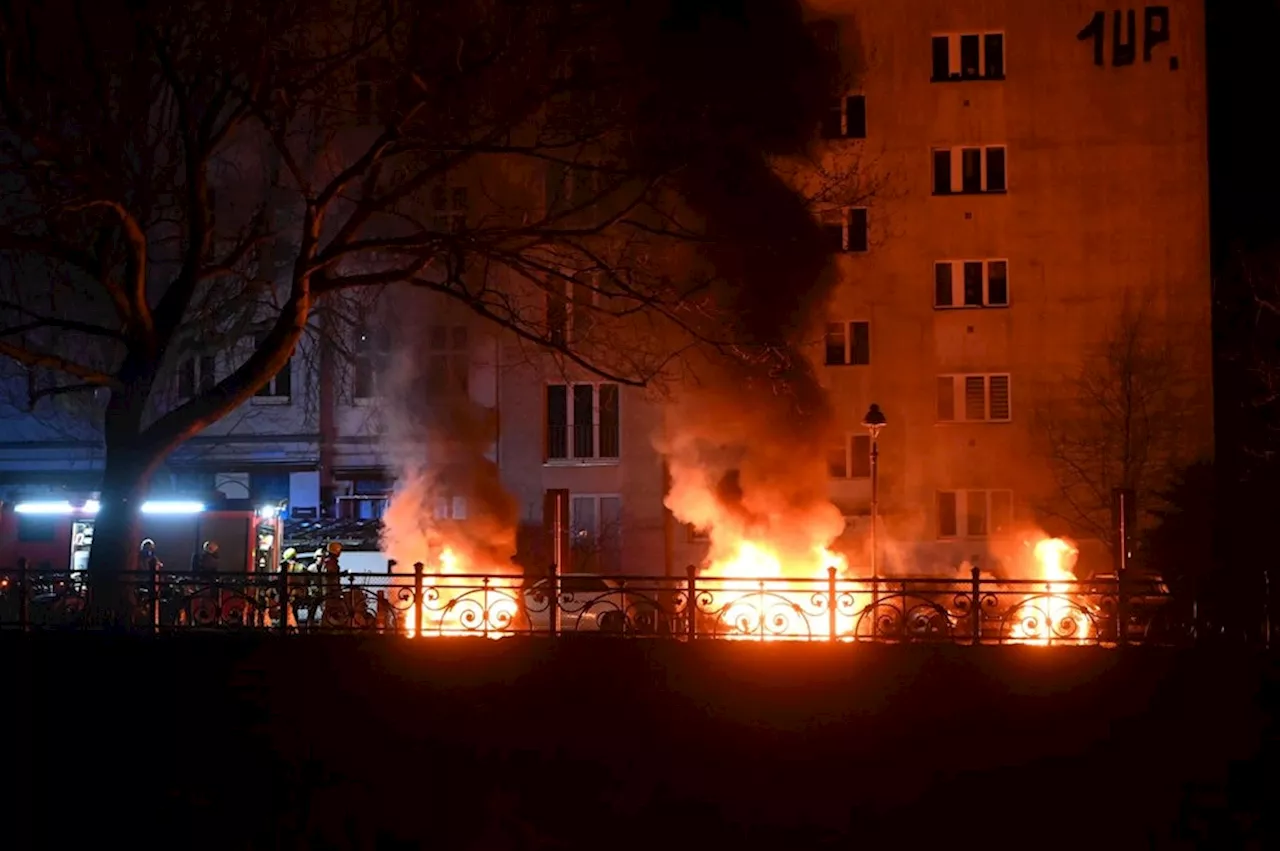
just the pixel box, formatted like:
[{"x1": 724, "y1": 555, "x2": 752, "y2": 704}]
[
  {"x1": 931, "y1": 36, "x2": 950, "y2": 81},
  {"x1": 986, "y1": 147, "x2": 1007, "y2": 192},
  {"x1": 933, "y1": 150, "x2": 952, "y2": 195},
  {"x1": 845, "y1": 95, "x2": 866, "y2": 139},
  {"x1": 934, "y1": 263, "x2": 953, "y2": 307},
  {"x1": 961, "y1": 148, "x2": 982, "y2": 193},
  {"x1": 850, "y1": 321, "x2": 870, "y2": 365},
  {"x1": 827, "y1": 441, "x2": 848, "y2": 479},
  {"x1": 984, "y1": 33, "x2": 1005, "y2": 78},
  {"x1": 572, "y1": 385, "x2": 595, "y2": 458},
  {"x1": 598, "y1": 384, "x2": 620, "y2": 458},
  {"x1": 989, "y1": 375, "x2": 1011, "y2": 420},
  {"x1": 820, "y1": 99, "x2": 843, "y2": 139},
  {"x1": 960, "y1": 35, "x2": 981, "y2": 78},
  {"x1": 824, "y1": 323, "x2": 845, "y2": 365},
  {"x1": 847, "y1": 207, "x2": 868, "y2": 252},
  {"x1": 963, "y1": 262, "x2": 984, "y2": 306},
  {"x1": 988, "y1": 261, "x2": 1009, "y2": 305},
  {"x1": 546, "y1": 385, "x2": 568, "y2": 459}
]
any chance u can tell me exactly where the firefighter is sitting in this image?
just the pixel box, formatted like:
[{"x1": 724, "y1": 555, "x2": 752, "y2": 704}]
[
  {"x1": 321, "y1": 541, "x2": 342, "y2": 599},
  {"x1": 190, "y1": 540, "x2": 221, "y2": 622}
]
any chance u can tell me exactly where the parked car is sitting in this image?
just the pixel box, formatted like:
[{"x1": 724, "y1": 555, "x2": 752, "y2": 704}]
[{"x1": 521, "y1": 574, "x2": 669, "y2": 635}]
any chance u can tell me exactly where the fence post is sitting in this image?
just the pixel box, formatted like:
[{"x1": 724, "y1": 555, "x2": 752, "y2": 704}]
[
  {"x1": 827, "y1": 566, "x2": 837, "y2": 642},
  {"x1": 412, "y1": 562, "x2": 425, "y2": 639},
  {"x1": 686, "y1": 564, "x2": 697, "y2": 641},
  {"x1": 277, "y1": 562, "x2": 290, "y2": 636},
  {"x1": 17, "y1": 557, "x2": 29, "y2": 632},
  {"x1": 149, "y1": 557, "x2": 161, "y2": 634},
  {"x1": 1116, "y1": 572, "x2": 1128, "y2": 647},
  {"x1": 547, "y1": 562, "x2": 559, "y2": 638},
  {"x1": 970, "y1": 565, "x2": 982, "y2": 645}
]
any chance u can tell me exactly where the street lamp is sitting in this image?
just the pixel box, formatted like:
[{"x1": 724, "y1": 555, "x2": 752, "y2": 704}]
[{"x1": 862, "y1": 404, "x2": 886, "y2": 626}]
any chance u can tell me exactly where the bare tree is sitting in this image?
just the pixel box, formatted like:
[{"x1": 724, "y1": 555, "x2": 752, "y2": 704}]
[
  {"x1": 1037, "y1": 307, "x2": 1198, "y2": 560},
  {"x1": 0, "y1": 0, "x2": 846, "y2": 582}
]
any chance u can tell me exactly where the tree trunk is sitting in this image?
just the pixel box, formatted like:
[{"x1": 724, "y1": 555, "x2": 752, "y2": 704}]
[{"x1": 85, "y1": 447, "x2": 154, "y2": 627}]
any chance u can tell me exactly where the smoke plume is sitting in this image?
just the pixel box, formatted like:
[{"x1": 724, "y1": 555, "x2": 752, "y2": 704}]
[{"x1": 378, "y1": 326, "x2": 518, "y2": 574}]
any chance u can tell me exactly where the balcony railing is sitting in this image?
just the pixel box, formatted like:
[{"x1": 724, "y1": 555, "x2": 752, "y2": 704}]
[{"x1": 0, "y1": 563, "x2": 1198, "y2": 646}]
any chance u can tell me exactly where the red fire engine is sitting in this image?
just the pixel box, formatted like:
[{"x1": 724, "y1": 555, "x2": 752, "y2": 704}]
[{"x1": 0, "y1": 499, "x2": 282, "y2": 573}]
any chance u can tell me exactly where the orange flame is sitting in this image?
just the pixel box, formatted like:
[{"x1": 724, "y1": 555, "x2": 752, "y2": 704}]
[
  {"x1": 403, "y1": 547, "x2": 520, "y2": 640},
  {"x1": 1007, "y1": 537, "x2": 1093, "y2": 645}
]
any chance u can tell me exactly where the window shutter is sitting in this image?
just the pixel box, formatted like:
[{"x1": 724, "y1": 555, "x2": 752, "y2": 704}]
[
  {"x1": 989, "y1": 375, "x2": 1011, "y2": 420},
  {"x1": 964, "y1": 376, "x2": 986, "y2": 420}
]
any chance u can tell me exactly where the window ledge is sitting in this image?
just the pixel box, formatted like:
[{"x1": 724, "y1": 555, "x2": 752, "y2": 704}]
[
  {"x1": 933, "y1": 304, "x2": 1011, "y2": 310},
  {"x1": 929, "y1": 75, "x2": 1006, "y2": 83},
  {"x1": 544, "y1": 458, "x2": 622, "y2": 468},
  {"x1": 935, "y1": 420, "x2": 1013, "y2": 425},
  {"x1": 932, "y1": 189, "x2": 1008, "y2": 197}
]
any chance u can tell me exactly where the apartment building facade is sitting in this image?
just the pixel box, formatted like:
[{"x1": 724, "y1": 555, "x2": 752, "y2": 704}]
[{"x1": 0, "y1": 0, "x2": 1211, "y2": 579}]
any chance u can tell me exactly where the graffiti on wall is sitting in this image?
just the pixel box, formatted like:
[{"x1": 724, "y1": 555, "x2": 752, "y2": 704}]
[{"x1": 1078, "y1": 7, "x2": 1175, "y2": 69}]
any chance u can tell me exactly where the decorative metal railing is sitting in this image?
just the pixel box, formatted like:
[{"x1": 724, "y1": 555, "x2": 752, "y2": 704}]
[{"x1": 0, "y1": 562, "x2": 1193, "y2": 645}]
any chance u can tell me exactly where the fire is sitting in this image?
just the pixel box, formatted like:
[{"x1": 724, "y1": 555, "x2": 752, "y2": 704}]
[
  {"x1": 403, "y1": 547, "x2": 520, "y2": 640},
  {"x1": 1007, "y1": 537, "x2": 1093, "y2": 645},
  {"x1": 700, "y1": 540, "x2": 858, "y2": 641}
]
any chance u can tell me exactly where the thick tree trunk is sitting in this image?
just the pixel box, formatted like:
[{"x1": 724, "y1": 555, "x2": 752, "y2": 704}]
[{"x1": 85, "y1": 447, "x2": 154, "y2": 627}]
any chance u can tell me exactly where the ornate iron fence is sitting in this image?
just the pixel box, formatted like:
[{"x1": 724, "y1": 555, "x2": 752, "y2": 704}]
[{"x1": 0, "y1": 562, "x2": 1194, "y2": 645}]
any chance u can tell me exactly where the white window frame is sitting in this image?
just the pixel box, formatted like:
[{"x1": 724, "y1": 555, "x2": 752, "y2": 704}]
[
  {"x1": 932, "y1": 146, "x2": 1008, "y2": 194},
  {"x1": 176, "y1": 354, "x2": 216, "y2": 401},
  {"x1": 430, "y1": 184, "x2": 468, "y2": 232},
  {"x1": 934, "y1": 259, "x2": 1010, "y2": 308},
  {"x1": 353, "y1": 327, "x2": 390, "y2": 403},
  {"x1": 425, "y1": 324, "x2": 469, "y2": 395},
  {"x1": 546, "y1": 274, "x2": 602, "y2": 345},
  {"x1": 822, "y1": 94, "x2": 867, "y2": 139},
  {"x1": 937, "y1": 489, "x2": 1014, "y2": 539},
  {"x1": 828, "y1": 432, "x2": 872, "y2": 480},
  {"x1": 824, "y1": 320, "x2": 871, "y2": 366},
  {"x1": 931, "y1": 32, "x2": 1007, "y2": 81},
  {"x1": 822, "y1": 207, "x2": 868, "y2": 253},
  {"x1": 545, "y1": 381, "x2": 622, "y2": 465},
  {"x1": 936, "y1": 373, "x2": 1012, "y2": 423},
  {"x1": 569, "y1": 493, "x2": 623, "y2": 572},
  {"x1": 249, "y1": 334, "x2": 294, "y2": 405}
]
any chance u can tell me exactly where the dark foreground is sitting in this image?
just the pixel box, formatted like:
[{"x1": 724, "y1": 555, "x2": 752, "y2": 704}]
[{"x1": 5, "y1": 636, "x2": 1276, "y2": 849}]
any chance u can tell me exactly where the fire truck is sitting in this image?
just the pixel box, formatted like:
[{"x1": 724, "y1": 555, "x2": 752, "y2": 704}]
[{"x1": 0, "y1": 498, "x2": 283, "y2": 574}]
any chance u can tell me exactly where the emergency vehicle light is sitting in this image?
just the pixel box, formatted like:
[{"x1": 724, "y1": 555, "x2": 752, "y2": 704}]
[{"x1": 14, "y1": 501, "x2": 75, "y2": 514}]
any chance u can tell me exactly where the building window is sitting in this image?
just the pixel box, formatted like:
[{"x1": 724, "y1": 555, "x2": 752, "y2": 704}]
[
  {"x1": 828, "y1": 433, "x2": 872, "y2": 479},
  {"x1": 824, "y1": 321, "x2": 871, "y2": 366},
  {"x1": 938, "y1": 490, "x2": 1013, "y2": 538},
  {"x1": 430, "y1": 185, "x2": 468, "y2": 233},
  {"x1": 355, "y1": 57, "x2": 395, "y2": 125},
  {"x1": 425, "y1": 325, "x2": 469, "y2": 395},
  {"x1": 546, "y1": 162, "x2": 603, "y2": 216},
  {"x1": 546, "y1": 382, "x2": 620, "y2": 462},
  {"x1": 570, "y1": 493, "x2": 622, "y2": 573},
  {"x1": 932, "y1": 146, "x2": 1007, "y2": 195},
  {"x1": 252, "y1": 333, "x2": 293, "y2": 402},
  {"x1": 931, "y1": 33, "x2": 1006, "y2": 81},
  {"x1": 177, "y1": 354, "x2": 216, "y2": 400},
  {"x1": 937, "y1": 374, "x2": 1011, "y2": 422},
  {"x1": 820, "y1": 95, "x2": 866, "y2": 140},
  {"x1": 821, "y1": 207, "x2": 869, "y2": 253},
  {"x1": 354, "y1": 327, "x2": 390, "y2": 400},
  {"x1": 546, "y1": 274, "x2": 601, "y2": 346},
  {"x1": 934, "y1": 260, "x2": 1009, "y2": 308}
]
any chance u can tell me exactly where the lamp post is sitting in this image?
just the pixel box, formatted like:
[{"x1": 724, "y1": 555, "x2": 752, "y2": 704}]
[{"x1": 862, "y1": 403, "x2": 886, "y2": 631}]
